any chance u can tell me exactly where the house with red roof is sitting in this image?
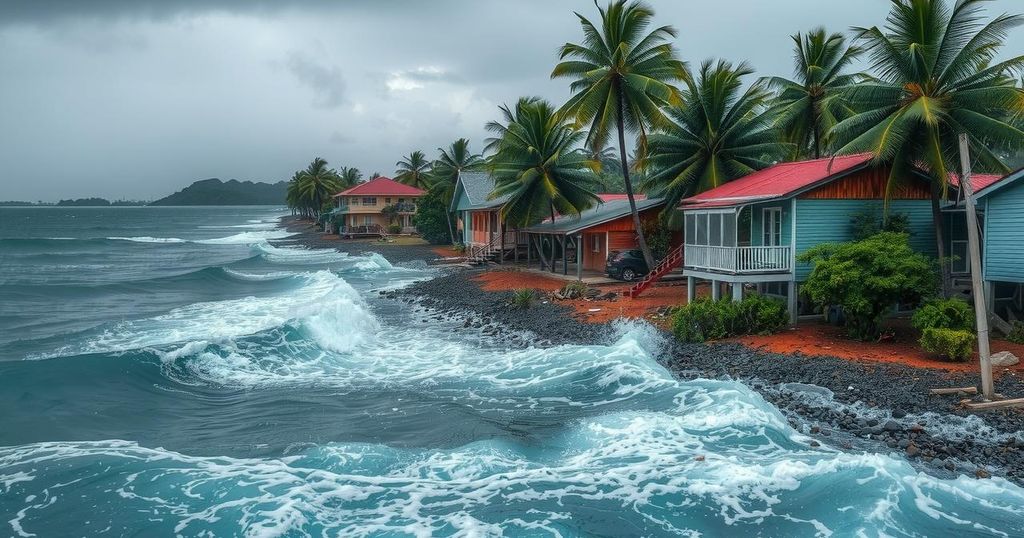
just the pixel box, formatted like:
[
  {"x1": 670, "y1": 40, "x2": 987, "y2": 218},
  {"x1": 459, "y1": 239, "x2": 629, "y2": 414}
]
[
  {"x1": 331, "y1": 177, "x2": 426, "y2": 235},
  {"x1": 678, "y1": 154, "x2": 975, "y2": 321}
]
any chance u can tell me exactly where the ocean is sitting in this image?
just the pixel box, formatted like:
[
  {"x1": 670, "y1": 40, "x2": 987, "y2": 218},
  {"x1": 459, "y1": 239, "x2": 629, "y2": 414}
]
[{"x1": 1, "y1": 206, "x2": 1022, "y2": 537}]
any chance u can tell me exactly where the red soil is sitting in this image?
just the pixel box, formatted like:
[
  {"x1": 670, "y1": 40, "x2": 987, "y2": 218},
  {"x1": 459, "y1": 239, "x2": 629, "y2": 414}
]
[
  {"x1": 472, "y1": 269, "x2": 1024, "y2": 374},
  {"x1": 432, "y1": 246, "x2": 463, "y2": 258},
  {"x1": 733, "y1": 321, "x2": 1024, "y2": 374}
]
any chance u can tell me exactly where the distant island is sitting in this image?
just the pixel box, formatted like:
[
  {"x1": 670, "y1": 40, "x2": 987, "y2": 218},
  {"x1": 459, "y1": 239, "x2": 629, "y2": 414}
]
[
  {"x1": 149, "y1": 178, "x2": 288, "y2": 206},
  {"x1": 0, "y1": 198, "x2": 148, "y2": 206}
]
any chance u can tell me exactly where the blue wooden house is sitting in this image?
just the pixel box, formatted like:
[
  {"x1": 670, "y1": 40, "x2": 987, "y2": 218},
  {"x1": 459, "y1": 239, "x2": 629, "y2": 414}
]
[
  {"x1": 679, "y1": 154, "x2": 945, "y2": 321},
  {"x1": 970, "y1": 168, "x2": 1024, "y2": 323}
]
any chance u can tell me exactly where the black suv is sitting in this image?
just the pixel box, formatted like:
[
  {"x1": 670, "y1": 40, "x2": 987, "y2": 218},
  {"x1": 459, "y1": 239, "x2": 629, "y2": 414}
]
[{"x1": 605, "y1": 249, "x2": 649, "y2": 281}]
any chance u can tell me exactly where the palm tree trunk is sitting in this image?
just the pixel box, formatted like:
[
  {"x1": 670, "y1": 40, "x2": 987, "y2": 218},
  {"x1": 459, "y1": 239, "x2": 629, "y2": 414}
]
[
  {"x1": 446, "y1": 211, "x2": 456, "y2": 245},
  {"x1": 931, "y1": 182, "x2": 951, "y2": 297},
  {"x1": 616, "y1": 90, "x2": 655, "y2": 269}
]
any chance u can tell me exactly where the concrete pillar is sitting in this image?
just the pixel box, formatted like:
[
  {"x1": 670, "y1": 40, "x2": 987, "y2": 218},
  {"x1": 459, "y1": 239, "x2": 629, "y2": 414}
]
[
  {"x1": 576, "y1": 234, "x2": 583, "y2": 280},
  {"x1": 711, "y1": 280, "x2": 721, "y2": 301},
  {"x1": 687, "y1": 276, "x2": 696, "y2": 304},
  {"x1": 732, "y1": 282, "x2": 743, "y2": 302},
  {"x1": 787, "y1": 281, "x2": 798, "y2": 324}
]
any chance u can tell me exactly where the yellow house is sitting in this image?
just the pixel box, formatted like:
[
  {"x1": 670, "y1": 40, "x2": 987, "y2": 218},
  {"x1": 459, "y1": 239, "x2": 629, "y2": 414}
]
[{"x1": 331, "y1": 177, "x2": 427, "y2": 235}]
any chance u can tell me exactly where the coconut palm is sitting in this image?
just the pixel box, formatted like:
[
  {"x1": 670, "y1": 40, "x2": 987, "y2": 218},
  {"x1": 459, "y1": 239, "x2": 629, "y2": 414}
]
[
  {"x1": 643, "y1": 60, "x2": 791, "y2": 209},
  {"x1": 286, "y1": 157, "x2": 343, "y2": 219},
  {"x1": 339, "y1": 166, "x2": 362, "y2": 187},
  {"x1": 830, "y1": 0, "x2": 1024, "y2": 287},
  {"x1": 764, "y1": 28, "x2": 864, "y2": 159},
  {"x1": 395, "y1": 151, "x2": 432, "y2": 189},
  {"x1": 430, "y1": 138, "x2": 484, "y2": 243},
  {"x1": 485, "y1": 97, "x2": 601, "y2": 228},
  {"x1": 552, "y1": 0, "x2": 687, "y2": 268}
]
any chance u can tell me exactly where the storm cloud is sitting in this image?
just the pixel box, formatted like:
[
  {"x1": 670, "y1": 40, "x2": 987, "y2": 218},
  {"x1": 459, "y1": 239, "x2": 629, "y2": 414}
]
[{"x1": 1, "y1": 0, "x2": 1022, "y2": 201}]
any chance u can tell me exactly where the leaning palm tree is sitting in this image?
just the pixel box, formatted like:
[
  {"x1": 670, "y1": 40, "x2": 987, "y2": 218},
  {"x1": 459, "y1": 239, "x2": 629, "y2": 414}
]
[
  {"x1": 394, "y1": 151, "x2": 432, "y2": 189},
  {"x1": 830, "y1": 0, "x2": 1024, "y2": 289},
  {"x1": 485, "y1": 97, "x2": 601, "y2": 228},
  {"x1": 430, "y1": 138, "x2": 484, "y2": 243},
  {"x1": 763, "y1": 28, "x2": 864, "y2": 159},
  {"x1": 338, "y1": 166, "x2": 362, "y2": 187},
  {"x1": 643, "y1": 60, "x2": 791, "y2": 209},
  {"x1": 552, "y1": 0, "x2": 687, "y2": 268}
]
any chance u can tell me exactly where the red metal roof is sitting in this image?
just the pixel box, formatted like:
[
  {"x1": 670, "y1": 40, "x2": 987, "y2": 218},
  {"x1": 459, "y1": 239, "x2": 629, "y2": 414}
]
[
  {"x1": 333, "y1": 177, "x2": 426, "y2": 197},
  {"x1": 950, "y1": 172, "x2": 1006, "y2": 194},
  {"x1": 681, "y1": 153, "x2": 874, "y2": 209}
]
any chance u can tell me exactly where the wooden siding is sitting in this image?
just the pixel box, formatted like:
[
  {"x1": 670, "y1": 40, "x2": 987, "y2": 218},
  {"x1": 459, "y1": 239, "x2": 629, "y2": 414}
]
[
  {"x1": 469, "y1": 209, "x2": 499, "y2": 246},
  {"x1": 608, "y1": 231, "x2": 638, "y2": 251},
  {"x1": 984, "y1": 181, "x2": 1024, "y2": 283},
  {"x1": 799, "y1": 166, "x2": 931, "y2": 200},
  {"x1": 794, "y1": 199, "x2": 936, "y2": 281},
  {"x1": 748, "y1": 199, "x2": 793, "y2": 247}
]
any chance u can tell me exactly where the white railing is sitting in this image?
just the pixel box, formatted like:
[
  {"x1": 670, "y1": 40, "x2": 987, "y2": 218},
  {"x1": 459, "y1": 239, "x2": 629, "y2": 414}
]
[{"x1": 684, "y1": 244, "x2": 792, "y2": 274}]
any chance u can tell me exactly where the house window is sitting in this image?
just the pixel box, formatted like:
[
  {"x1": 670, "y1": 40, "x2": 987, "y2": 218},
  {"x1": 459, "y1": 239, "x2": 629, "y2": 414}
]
[
  {"x1": 363, "y1": 215, "x2": 373, "y2": 226},
  {"x1": 951, "y1": 240, "x2": 969, "y2": 274},
  {"x1": 385, "y1": 198, "x2": 391, "y2": 205},
  {"x1": 763, "y1": 207, "x2": 782, "y2": 246},
  {"x1": 709, "y1": 213, "x2": 722, "y2": 246},
  {"x1": 685, "y1": 214, "x2": 696, "y2": 244},
  {"x1": 349, "y1": 198, "x2": 359, "y2": 206},
  {"x1": 591, "y1": 234, "x2": 601, "y2": 253},
  {"x1": 362, "y1": 197, "x2": 377, "y2": 206}
]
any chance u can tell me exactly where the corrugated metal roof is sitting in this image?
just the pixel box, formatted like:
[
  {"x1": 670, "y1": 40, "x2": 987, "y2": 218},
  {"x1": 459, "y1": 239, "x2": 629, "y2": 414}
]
[
  {"x1": 975, "y1": 168, "x2": 1024, "y2": 199},
  {"x1": 455, "y1": 171, "x2": 510, "y2": 210},
  {"x1": 680, "y1": 153, "x2": 874, "y2": 210},
  {"x1": 333, "y1": 177, "x2": 426, "y2": 197},
  {"x1": 951, "y1": 172, "x2": 1009, "y2": 195},
  {"x1": 523, "y1": 198, "x2": 665, "y2": 235}
]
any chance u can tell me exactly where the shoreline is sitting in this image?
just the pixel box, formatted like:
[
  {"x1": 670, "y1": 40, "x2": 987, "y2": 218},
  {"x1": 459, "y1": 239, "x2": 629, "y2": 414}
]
[{"x1": 280, "y1": 216, "x2": 1024, "y2": 486}]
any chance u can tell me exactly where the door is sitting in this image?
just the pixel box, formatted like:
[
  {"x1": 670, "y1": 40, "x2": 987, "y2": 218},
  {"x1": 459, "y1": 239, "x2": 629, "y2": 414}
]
[{"x1": 762, "y1": 208, "x2": 782, "y2": 247}]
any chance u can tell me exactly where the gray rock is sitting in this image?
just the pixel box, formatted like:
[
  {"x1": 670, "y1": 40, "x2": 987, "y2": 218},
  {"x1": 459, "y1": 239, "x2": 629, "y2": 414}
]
[{"x1": 990, "y1": 351, "x2": 1019, "y2": 367}]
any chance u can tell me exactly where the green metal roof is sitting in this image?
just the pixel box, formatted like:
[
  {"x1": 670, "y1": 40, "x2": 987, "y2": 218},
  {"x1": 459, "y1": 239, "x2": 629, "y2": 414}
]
[
  {"x1": 523, "y1": 198, "x2": 665, "y2": 235},
  {"x1": 451, "y1": 171, "x2": 510, "y2": 211}
]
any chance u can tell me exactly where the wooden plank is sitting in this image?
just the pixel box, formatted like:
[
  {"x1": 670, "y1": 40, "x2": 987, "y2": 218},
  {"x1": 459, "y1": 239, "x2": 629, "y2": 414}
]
[
  {"x1": 929, "y1": 386, "x2": 978, "y2": 395},
  {"x1": 965, "y1": 398, "x2": 1024, "y2": 411}
]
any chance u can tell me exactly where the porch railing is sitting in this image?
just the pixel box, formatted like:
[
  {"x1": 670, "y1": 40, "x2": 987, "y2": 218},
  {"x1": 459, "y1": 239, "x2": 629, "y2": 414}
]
[{"x1": 684, "y1": 244, "x2": 792, "y2": 274}]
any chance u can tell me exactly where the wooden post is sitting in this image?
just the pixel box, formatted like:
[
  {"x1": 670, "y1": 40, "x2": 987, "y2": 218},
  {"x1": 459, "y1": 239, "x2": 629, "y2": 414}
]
[
  {"x1": 562, "y1": 235, "x2": 568, "y2": 275},
  {"x1": 711, "y1": 280, "x2": 721, "y2": 301},
  {"x1": 687, "y1": 276, "x2": 695, "y2": 304},
  {"x1": 499, "y1": 220, "x2": 505, "y2": 265},
  {"x1": 732, "y1": 282, "x2": 743, "y2": 302},
  {"x1": 526, "y1": 233, "x2": 532, "y2": 266},
  {"x1": 958, "y1": 133, "x2": 995, "y2": 401},
  {"x1": 551, "y1": 235, "x2": 557, "y2": 274},
  {"x1": 576, "y1": 234, "x2": 583, "y2": 280},
  {"x1": 787, "y1": 281, "x2": 798, "y2": 324}
]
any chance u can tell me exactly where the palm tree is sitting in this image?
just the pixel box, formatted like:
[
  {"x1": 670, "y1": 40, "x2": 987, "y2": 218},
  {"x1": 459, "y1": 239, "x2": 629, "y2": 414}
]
[
  {"x1": 830, "y1": 0, "x2": 1024, "y2": 289},
  {"x1": 485, "y1": 97, "x2": 601, "y2": 228},
  {"x1": 643, "y1": 60, "x2": 791, "y2": 209},
  {"x1": 395, "y1": 151, "x2": 432, "y2": 189},
  {"x1": 552, "y1": 0, "x2": 687, "y2": 268},
  {"x1": 763, "y1": 28, "x2": 864, "y2": 159},
  {"x1": 430, "y1": 138, "x2": 484, "y2": 243},
  {"x1": 339, "y1": 166, "x2": 362, "y2": 187},
  {"x1": 286, "y1": 157, "x2": 343, "y2": 220}
]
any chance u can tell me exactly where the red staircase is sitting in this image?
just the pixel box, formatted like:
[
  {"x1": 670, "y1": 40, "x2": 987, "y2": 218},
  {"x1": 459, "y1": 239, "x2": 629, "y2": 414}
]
[{"x1": 624, "y1": 244, "x2": 683, "y2": 298}]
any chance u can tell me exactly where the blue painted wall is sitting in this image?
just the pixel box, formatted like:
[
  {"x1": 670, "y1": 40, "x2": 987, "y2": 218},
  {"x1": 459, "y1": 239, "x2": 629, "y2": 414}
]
[
  {"x1": 984, "y1": 180, "x2": 1024, "y2": 283},
  {"x1": 794, "y1": 199, "x2": 937, "y2": 281},
  {"x1": 748, "y1": 199, "x2": 793, "y2": 248},
  {"x1": 452, "y1": 184, "x2": 472, "y2": 212}
]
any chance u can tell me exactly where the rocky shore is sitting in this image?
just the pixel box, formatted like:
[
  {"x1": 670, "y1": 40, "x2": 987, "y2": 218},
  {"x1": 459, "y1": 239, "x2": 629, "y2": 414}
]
[{"x1": 283, "y1": 216, "x2": 1024, "y2": 486}]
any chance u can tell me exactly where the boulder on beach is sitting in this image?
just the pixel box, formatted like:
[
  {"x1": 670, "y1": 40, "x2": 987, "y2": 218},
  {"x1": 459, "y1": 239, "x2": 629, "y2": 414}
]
[{"x1": 990, "y1": 351, "x2": 1020, "y2": 367}]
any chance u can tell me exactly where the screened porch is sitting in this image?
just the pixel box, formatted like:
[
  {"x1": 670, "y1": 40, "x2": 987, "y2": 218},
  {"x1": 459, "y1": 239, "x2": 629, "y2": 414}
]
[{"x1": 683, "y1": 207, "x2": 792, "y2": 275}]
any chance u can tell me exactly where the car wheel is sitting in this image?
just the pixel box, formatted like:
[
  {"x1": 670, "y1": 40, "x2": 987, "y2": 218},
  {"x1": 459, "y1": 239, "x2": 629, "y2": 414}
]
[{"x1": 621, "y1": 268, "x2": 636, "y2": 281}]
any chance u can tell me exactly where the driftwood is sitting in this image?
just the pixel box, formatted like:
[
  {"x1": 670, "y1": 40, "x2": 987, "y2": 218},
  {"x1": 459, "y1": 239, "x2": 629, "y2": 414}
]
[
  {"x1": 929, "y1": 387, "x2": 978, "y2": 395},
  {"x1": 965, "y1": 398, "x2": 1024, "y2": 411}
]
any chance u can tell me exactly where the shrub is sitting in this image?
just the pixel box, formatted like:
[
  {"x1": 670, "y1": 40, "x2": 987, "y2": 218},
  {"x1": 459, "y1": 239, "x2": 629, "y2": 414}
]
[
  {"x1": 560, "y1": 281, "x2": 590, "y2": 299},
  {"x1": 510, "y1": 288, "x2": 535, "y2": 309},
  {"x1": 641, "y1": 220, "x2": 674, "y2": 261},
  {"x1": 798, "y1": 232, "x2": 938, "y2": 341},
  {"x1": 1007, "y1": 321, "x2": 1024, "y2": 344},
  {"x1": 387, "y1": 224, "x2": 402, "y2": 234},
  {"x1": 919, "y1": 328, "x2": 976, "y2": 362},
  {"x1": 850, "y1": 211, "x2": 911, "y2": 241},
  {"x1": 672, "y1": 294, "x2": 788, "y2": 343},
  {"x1": 412, "y1": 184, "x2": 456, "y2": 245},
  {"x1": 912, "y1": 298, "x2": 974, "y2": 332},
  {"x1": 452, "y1": 243, "x2": 467, "y2": 254}
]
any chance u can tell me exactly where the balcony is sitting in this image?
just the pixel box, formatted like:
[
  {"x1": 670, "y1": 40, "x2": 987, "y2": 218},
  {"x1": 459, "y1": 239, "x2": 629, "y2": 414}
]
[{"x1": 684, "y1": 244, "x2": 792, "y2": 274}]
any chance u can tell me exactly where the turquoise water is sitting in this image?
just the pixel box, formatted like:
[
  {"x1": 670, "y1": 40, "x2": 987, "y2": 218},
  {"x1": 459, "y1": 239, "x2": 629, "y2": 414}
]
[{"x1": 1, "y1": 206, "x2": 1022, "y2": 537}]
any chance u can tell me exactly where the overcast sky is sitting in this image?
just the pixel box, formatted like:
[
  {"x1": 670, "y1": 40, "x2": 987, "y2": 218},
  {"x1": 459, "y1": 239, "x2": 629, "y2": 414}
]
[{"x1": 1, "y1": 0, "x2": 1022, "y2": 201}]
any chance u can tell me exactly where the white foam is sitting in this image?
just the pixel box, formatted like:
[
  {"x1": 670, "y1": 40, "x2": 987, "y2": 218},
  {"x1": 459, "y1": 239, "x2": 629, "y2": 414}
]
[
  {"x1": 107, "y1": 236, "x2": 187, "y2": 243},
  {"x1": 195, "y1": 230, "x2": 295, "y2": 245}
]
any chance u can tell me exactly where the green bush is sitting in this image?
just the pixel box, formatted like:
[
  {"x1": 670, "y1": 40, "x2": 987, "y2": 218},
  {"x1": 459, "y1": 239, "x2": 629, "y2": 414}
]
[
  {"x1": 850, "y1": 211, "x2": 911, "y2": 241},
  {"x1": 912, "y1": 298, "x2": 974, "y2": 332},
  {"x1": 672, "y1": 294, "x2": 788, "y2": 343},
  {"x1": 387, "y1": 224, "x2": 402, "y2": 234},
  {"x1": 919, "y1": 328, "x2": 976, "y2": 362},
  {"x1": 641, "y1": 219, "x2": 674, "y2": 261},
  {"x1": 1007, "y1": 321, "x2": 1024, "y2": 344},
  {"x1": 510, "y1": 288, "x2": 535, "y2": 309},
  {"x1": 452, "y1": 242, "x2": 467, "y2": 254},
  {"x1": 798, "y1": 232, "x2": 938, "y2": 341},
  {"x1": 412, "y1": 185, "x2": 456, "y2": 245}
]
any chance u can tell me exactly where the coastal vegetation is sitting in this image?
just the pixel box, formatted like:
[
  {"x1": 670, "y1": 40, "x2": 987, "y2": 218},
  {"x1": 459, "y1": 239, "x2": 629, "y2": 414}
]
[
  {"x1": 912, "y1": 297, "x2": 977, "y2": 360},
  {"x1": 285, "y1": 158, "x2": 344, "y2": 219},
  {"x1": 671, "y1": 295, "x2": 789, "y2": 343},
  {"x1": 149, "y1": 178, "x2": 288, "y2": 206},
  {"x1": 395, "y1": 151, "x2": 433, "y2": 190},
  {"x1": 798, "y1": 232, "x2": 938, "y2": 340}
]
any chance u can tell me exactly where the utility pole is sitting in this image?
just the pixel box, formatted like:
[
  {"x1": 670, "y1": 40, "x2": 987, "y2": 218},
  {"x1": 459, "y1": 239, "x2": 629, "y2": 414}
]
[{"x1": 957, "y1": 133, "x2": 995, "y2": 401}]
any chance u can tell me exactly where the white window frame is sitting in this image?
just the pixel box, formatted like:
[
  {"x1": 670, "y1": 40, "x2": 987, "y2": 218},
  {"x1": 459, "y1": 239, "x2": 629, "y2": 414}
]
[
  {"x1": 591, "y1": 234, "x2": 601, "y2": 253},
  {"x1": 363, "y1": 215, "x2": 373, "y2": 226},
  {"x1": 362, "y1": 197, "x2": 377, "y2": 206},
  {"x1": 763, "y1": 207, "x2": 782, "y2": 247}
]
